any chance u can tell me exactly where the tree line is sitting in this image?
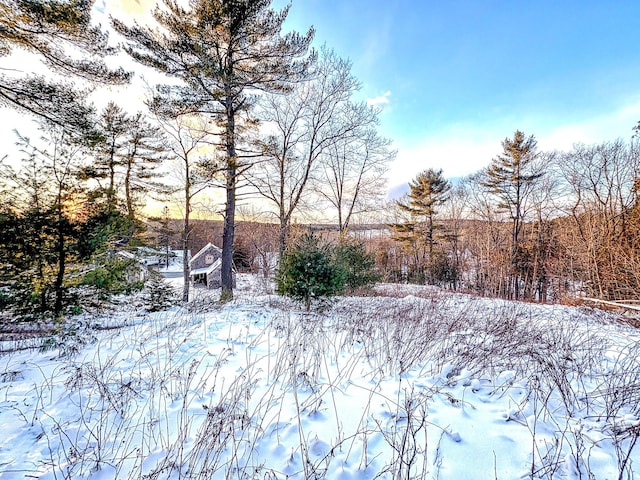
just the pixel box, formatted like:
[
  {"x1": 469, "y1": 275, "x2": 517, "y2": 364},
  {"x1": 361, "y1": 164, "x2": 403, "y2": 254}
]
[{"x1": 386, "y1": 131, "x2": 640, "y2": 303}]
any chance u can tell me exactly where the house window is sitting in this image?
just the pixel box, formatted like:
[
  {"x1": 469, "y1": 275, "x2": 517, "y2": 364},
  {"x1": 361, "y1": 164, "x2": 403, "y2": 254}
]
[{"x1": 205, "y1": 253, "x2": 214, "y2": 265}]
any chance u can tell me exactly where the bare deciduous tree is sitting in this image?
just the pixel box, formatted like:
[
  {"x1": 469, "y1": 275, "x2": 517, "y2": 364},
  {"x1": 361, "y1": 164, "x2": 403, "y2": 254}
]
[
  {"x1": 557, "y1": 139, "x2": 640, "y2": 299},
  {"x1": 155, "y1": 114, "x2": 219, "y2": 303},
  {"x1": 251, "y1": 48, "x2": 373, "y2": 255},
  {"x1": 316, "y1": 126, "x2": 395, "y2": 233}
]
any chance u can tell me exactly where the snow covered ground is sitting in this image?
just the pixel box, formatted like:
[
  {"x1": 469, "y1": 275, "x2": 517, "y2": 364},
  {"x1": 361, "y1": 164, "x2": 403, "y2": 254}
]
[{"x1": 1, "y1": 275, "x2": 639, "y2": 479}]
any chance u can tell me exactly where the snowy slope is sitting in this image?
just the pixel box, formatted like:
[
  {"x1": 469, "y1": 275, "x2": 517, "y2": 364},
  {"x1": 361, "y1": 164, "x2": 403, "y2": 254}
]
[{"x1": 0, "y1": 275, "x2": 639, "y2": 479}]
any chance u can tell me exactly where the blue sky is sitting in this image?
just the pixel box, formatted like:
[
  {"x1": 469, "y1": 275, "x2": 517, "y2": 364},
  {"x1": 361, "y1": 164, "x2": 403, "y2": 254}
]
[{"x1": 273, "y1": 0, "x2": 640, "y2": 190}]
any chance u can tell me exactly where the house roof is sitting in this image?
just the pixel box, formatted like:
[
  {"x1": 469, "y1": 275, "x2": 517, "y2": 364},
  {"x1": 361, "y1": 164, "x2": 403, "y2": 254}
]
[
  {"x1": 189, "y1": 258, "x2": 221, "y2": 277},
  {"x1": 116, "y1": 250, "x2": 137, "y2": 260},
  {"x1": 189, "y1": 242, "x2": 222, "y2": 266}
]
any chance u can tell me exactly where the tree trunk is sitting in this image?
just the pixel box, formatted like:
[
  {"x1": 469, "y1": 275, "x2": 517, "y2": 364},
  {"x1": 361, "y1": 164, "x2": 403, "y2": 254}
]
[
  {"x1": 221, "y1": 163, "x2": 236, "y2": 300},
  {"x1": 54, "y1": 213, "x2": 65, "y2": 317},
  {"x1": 182, "y1": 201, "x2": 190, "y2": 304},
  {"x1": 279, "y1": 221, "x2": 288, "y2": 259},
  {"x1": 220, "y1": 94, "x2": 236, "y2": 301}
]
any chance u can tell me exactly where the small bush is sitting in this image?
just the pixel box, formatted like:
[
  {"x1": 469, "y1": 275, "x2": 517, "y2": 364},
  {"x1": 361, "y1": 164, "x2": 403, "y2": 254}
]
[
  {"x1": 429, "y1": 252, "x2": 459, "y2": 288},
  {"x1": 276, "y1": 233, "x2": 345, "y2": 310},
  {"x1": 1, "y1": 273, "x2": 62, "y2": 320},
  {"x1": 40, "y1": 319, "x2": 97, "y2": 357},
  {"x1": 81, "y1": 255, "x2": 144, "y2": 298},
  {"x1": 276, "y1": 234, "x2": 380, "y2": 309},
  {"x1": 143, "y1": 274, "x2": 177, "y2": 312},
  {"x1": 334, "y1": 237, "x2": 380, "y2": 293}
]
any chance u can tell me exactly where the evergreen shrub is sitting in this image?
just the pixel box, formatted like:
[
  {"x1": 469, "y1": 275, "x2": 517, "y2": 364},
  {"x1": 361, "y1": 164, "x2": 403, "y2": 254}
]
[
  {"x1": 276, "y1": 233, "x2": 345, "y2": 310},
  {"x1": 334, "y1": 237, "x2": 380, "y2": 293},
  {"x1": 276, "y1": 233, "x2": 379, "y2": 310}
]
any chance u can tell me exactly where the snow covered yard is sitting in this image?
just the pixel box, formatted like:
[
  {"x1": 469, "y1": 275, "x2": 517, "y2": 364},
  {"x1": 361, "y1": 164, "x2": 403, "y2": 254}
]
[{"x1": 0, "y1": 275, "x2": 639, "y2": 479}]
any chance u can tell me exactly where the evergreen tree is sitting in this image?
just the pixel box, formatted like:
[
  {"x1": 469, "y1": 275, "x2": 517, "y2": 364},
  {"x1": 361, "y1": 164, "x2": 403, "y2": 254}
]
[
  {"x1": 85, "y1": 102, "x2": 129, "y2": 213},
  {"x1": 276, "y1": 233, "x2": 379, "y2": 309},
  {"x1": 120, "y1": 112, "x2": 166, "y2": 239},
  {"x1": 83, "y1": 103, "x2": 166, "y2": 245},
  {"x1": 143, "y1": 273, "x2": 177, "y2": 312},
  {"x1": 0, "y1": 0, "x2": 129, "y2": 130},
  {"x1": 276, "y1": 233, "x2": 344, "y2": 311},
  {"x1": 113, "y1": 0, "x2": 315, "y2": 301},
  {"x1": 1, "y1": 124, "x2": 85, "y2": 316},
  {"x1": 333, "y1": 237, "x2": 379, "y2": 293},
  {"x1": 398, "y1": 169, "x2": 451, "y2": 255},
  {"x1": 391, "y1": 168, "x2": 451, "y2": 283},
  {"x1": 154, "y1": 206, "x2": 174, "y2": 269},
  {"x1": 481, "y1": 130, "x2": 543, "y2": 299}
]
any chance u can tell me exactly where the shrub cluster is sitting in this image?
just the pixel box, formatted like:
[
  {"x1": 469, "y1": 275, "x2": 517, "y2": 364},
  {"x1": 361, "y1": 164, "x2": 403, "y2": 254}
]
[{"x1": 276, "y1": 233, "x2": 379, "y2": 310}]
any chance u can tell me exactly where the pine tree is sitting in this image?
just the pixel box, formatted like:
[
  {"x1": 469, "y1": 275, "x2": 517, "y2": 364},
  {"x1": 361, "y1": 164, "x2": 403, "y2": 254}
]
[
  {"x1": 120, "y1": 112, "x2": 166, "y2": 240},
  {"x1": 481, "y1": 130, "x2": 543, "y2": 299},
  {"x1": 0, "y1": 0, "x2": 129, "y2": 130},
  {"x1": 1, "y1": 123, "x2": 85, "y2": 316},
  {"x1": 86, "y1": 102, "x2": 129, "y2": 213},
  {"x1": 83, "y1": 103, "x2": 166, "y2": 245},
  {"x1": 143, "y1": 274, "x2": 177, "y2": 312},
  {"x1": 398, "y1": 168, "x2": 451, "y2": 256},
  {"x1": 276, "y1": 233, "x2": 344, "y2": 311},
  {"x1": 333, "y1": 237, "x2": 379, "y2": 293},
  {"x1": 113, "y1": 0, "x2": 315, "y2": 301},
  {"x1": 155, "y1": 206, "x2": 174, "y2": 269},
  {"x1": 391, "y1": 169, "x2": 451, "y2": 283}
]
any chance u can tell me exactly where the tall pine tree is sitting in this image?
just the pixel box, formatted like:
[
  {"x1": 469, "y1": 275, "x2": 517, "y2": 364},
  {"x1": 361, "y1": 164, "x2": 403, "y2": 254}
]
[
  {"x1": 82, "y1": 102, "x2": 166, "y2": 246},
  {"x1": 391, "y1": 168, "x2": 451, "y2": 283},
  {"x1": 481, "y1": 130, "x2": 543, "y2": 299},
  {"x1": 397, "y1": 168, "x2": 451, "y2": 256}
]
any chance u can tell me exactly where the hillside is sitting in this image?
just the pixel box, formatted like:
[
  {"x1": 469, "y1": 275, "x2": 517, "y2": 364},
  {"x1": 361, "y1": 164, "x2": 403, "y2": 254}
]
[{"x1": 0, "y1": 276, "x2": 639, "y2": 479}]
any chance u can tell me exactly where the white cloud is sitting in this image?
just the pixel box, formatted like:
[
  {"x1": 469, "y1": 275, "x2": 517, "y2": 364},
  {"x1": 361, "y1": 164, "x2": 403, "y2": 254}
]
[
  {"x1": 367, "y1": 90, "x2": 391, "y2": 108},
  {"x1": 385, "y1": 97, "x2": 640, "y2": 194},
  {"x1": 536, "y1": 99, "x2": 640, "y2": 153},
  {"x1": 387, "y1": 136, "x2": 496, "y2": 189}
]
